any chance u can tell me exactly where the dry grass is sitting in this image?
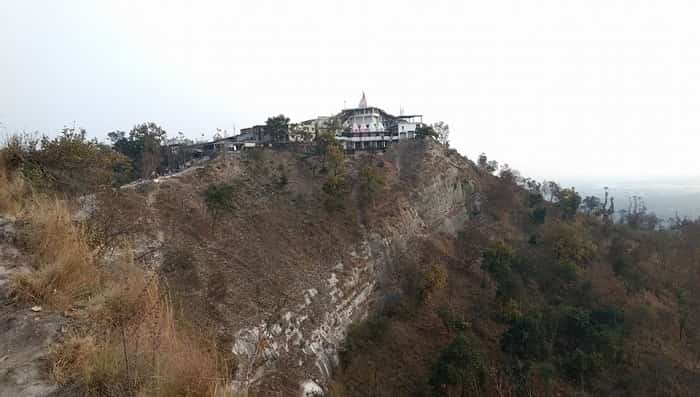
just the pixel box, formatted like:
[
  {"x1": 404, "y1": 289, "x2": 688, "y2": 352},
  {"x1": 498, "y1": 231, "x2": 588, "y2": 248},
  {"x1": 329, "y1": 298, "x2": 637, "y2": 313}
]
[
  {"x1": 11, "y1": 198, "x2": 100, "y2": 309},
  {"x1": 50, "y1": 263, "x2": 230, "y2": 397},
  {"x1": 1, "y1": 148, "x2": 230, "y2": 396},
  {"x1": 9, "y1": 196, "x2": 231, "y2": 396},
  {"x1": 4, "y1": 142, "x2": 100, "y2": 309},
  {"x1": 0, "y1": 166, "x2": 28, "y2": 215}
]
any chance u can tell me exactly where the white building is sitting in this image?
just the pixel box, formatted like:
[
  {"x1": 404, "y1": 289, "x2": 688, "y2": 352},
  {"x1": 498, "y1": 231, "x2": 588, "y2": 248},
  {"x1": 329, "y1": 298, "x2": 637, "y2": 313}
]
[
  {"x1": 289, "y1": 116, "x2": 330, "y2": 142},
  {"x1": 333, "y1": 93, "x2": 423, "y2": 151}
]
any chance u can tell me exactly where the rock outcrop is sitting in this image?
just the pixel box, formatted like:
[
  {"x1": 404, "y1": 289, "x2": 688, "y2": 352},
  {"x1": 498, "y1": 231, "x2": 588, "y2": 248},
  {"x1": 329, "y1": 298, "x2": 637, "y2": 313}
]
[
  {"x1": 112, "y1": 140, "x2": 482, "y2": 396},
  {"x1": 219, "y1": 142, "x2": 481, "y2": 395}
]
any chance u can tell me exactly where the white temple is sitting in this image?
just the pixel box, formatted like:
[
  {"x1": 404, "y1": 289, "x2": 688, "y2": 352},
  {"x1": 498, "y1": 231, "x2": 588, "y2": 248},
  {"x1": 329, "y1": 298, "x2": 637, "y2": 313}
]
[{"x1": 334, "y1": 93, "x2": 422, "y2": 151}]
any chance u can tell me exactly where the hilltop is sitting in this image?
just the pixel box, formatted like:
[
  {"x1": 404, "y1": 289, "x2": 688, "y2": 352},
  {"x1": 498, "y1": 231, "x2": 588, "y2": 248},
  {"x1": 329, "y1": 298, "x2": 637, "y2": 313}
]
[
  {"x1": 103, "y1": 139, "x2": 481, "y2": 394},
  {"x1": 1, "y1": 136, "x2": 700, "y2": 396}
]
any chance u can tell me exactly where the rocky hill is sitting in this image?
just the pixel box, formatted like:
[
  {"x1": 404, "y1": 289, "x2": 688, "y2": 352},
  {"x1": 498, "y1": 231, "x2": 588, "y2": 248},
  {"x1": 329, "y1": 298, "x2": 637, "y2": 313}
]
[
  {"x1": 3, "y1": 137, "x2": 700, "y2": 397},
  {"x1": 105, "y1": 140, "x2": 482, "y2": 395}
]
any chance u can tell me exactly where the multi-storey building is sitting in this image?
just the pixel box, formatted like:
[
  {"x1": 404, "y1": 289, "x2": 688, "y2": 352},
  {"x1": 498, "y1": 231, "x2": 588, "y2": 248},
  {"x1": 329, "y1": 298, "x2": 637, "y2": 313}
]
[
  {"x1": 333, "y1": 93, "x2": 422, "y2": 151},
  {"x1": 212, "y1": 93, "x2": 424, "y2": 152}
]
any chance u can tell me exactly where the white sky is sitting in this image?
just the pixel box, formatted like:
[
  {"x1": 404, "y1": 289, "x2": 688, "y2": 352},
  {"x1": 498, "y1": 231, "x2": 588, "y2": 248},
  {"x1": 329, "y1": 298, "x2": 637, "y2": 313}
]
[{"x1": 1, "y1": 1, "x2": 699, "y2": 181}]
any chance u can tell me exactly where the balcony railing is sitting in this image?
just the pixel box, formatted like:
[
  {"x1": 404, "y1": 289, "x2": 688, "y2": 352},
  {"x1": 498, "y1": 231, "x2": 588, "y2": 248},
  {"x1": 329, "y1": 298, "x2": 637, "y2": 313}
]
[{"x1": 339, "y1": 129, "x2": 398, "y2": 137}]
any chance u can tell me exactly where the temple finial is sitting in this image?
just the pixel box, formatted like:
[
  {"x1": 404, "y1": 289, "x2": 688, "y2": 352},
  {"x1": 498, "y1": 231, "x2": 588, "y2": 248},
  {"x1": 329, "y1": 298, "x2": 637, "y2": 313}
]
[{"x1": 359, "y1": 92, "x2": 367, "y2": 108}]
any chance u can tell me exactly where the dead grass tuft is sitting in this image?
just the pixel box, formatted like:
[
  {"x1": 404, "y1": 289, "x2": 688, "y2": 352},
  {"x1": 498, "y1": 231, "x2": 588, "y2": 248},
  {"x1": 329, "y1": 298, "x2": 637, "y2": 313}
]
[
  {"x1": 51, "y1": 264, "x2": 229, "y2": 396},
  {"x1": 0, "y1": 165, "x2": 28, "y2": 215},
  {"x1": 12, "y1": 198, "x2": 99, "y2": 308}
]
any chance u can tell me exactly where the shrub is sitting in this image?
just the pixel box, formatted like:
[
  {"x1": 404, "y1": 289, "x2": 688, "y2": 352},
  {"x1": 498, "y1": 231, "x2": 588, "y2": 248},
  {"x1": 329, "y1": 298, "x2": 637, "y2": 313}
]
[
  {"x1": 501, "y1": 305, "x2": 624, "y2": 385},
  {"x1": 358, "y1": 165, "x2": 386, "y2": 206},
  {"x1": 322, "y1": 174, "x2": 349, "y2": 210},
  {"x1": 108, "y1": 122, "x2": 166, "y2": 180},
  {"x1": 429, "y1": 334, "x2": 487, "y2": 396},
  {"x1": 276, "y1": 165, "x2": 288, "y2": 187},
  {"x1": 531, "y1": 206, "x2": 547, "y2": 224},
  {"x1": 315, "y1": 132, "x2": 341, "y2": 157},
  {"x1": 340, "y1": 315, "x2": 389, "y2": 367},
  {"x1": 162, "y1": 246, "x2": 196, "y2": 273},
  {"x1": 482, "y1": 241, "x2": 515, "y2": 278},
  {"x1": 418, "y1": 263, "x2": 449, "y2": 302},
  {"x1": 546, "y1": 222, "x2": 597, "y2": 266},
  {"x1": 437, "y1": 306, "x2": 469, "y2": 334},
  {"x1": 415, "y1": 125, "x2": 438, "y2": 139},
  {"x1": 3, "y1": 130, "x2": 131, "y2": 195},
  {"x1": 556, "y1": 188, "x2": 582, "y2": 220},
  {"x1": 500, "y1": 311, "x2": 551, "y2": 362},
  {"x1": 481, "y1": 241, "x2": 526, "y2": 304},
  {"x1": 202, "y1": 183, "x2": 236, "y2": 219}
]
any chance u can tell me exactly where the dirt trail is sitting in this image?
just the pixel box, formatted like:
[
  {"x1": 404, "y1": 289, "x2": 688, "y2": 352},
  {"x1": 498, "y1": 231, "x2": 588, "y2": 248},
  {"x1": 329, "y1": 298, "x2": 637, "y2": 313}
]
[{"x1": 0, "y1": 216, "x2": 66, "y2": 397}]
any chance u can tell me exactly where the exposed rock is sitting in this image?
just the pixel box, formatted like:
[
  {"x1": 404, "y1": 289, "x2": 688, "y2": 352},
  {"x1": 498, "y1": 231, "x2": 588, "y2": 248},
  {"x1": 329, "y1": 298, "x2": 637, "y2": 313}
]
[
  {"x1": 222, "y1": 141, "x2": 479, "y2": 394},
  {"x1": 300, "y1": 380, "x2": 323, "y2": 396},
  {"x1": 0, "y1": 216, "x2": 17, "y2": 243},
  {"x1": 0, "y1": 218, "x2": 65, "y2": 397},
  {"x1": 0, "y1": 310, "x2": 66, "y2": 397},
  {"x1": 74, "y1": 194, "x2": 96, "y2": 221}
]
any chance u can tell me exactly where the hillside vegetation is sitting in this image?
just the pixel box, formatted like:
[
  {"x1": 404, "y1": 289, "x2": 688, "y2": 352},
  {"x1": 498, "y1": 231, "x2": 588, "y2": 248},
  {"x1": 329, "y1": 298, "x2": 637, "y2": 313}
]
[
  {"x1": 1, "y1": 130, "x2": 700, "y2": 397},
  {"x1": 0, "y1": 133, "x2": 229, "y2": 396},
  {"x1": 331, "y1": 159, "x2": 700, "y2": 397}
]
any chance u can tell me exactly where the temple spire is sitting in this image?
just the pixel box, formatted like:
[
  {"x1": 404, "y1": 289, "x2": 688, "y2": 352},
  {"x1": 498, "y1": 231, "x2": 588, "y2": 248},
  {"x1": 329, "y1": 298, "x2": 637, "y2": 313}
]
[{"x1": 358, "y1": 92, "x2": 367, "y2": 108}]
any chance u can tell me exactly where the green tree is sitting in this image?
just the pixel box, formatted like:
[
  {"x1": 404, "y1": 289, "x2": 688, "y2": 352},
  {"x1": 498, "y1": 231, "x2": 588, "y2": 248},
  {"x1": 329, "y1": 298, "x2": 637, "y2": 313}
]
[
  {"x1": 433, "y1": 121, "x2": 450, "y2": 146},
  {"x1": 325, "y1": 143, "x2": 345, "y2": 176},
  {"x1": 531, "y1": 207, "x2": 547, "y2": 224},
  {"x1": 317, "y1": 132, "x2": 349, "y2": 209},
  {"x1": 547, "y1": 222, "x2": 597, "y2": 265},
  {"x1": 415, "y1": 124, "x2": 438, "y2": 139},
  {"x1": 322, "y1": 173, "x2": 349, "y2": 211},
  {"x1": 109, "y1": 122, "x2": 167, "y2": 179},
  {"x1": 482, "y1": 241, "x2": 524, "y2": 305},
  {"x1": 315, "y1": 131, "x2": 340, "y2": 157},
  {"x1": 501, "y1": 305, "x2": 624, "y2": 386},
  {"x1": 265, "y1": 114, "x2": 290, "y2": 142},
  {"x1": 582, "y1": 196, "x2": 601, "y2": 215},
  {"x1": 7, "y1": 127, "x2": 131, "y2": 194},
  {"x1": 358, "y1": 165, "x2": 386, "y2": 206},
  {"x1": 501, "y1": 311, "x2": 551, "y2": 362},
  {"x1": 482, "y1": 241, "x2": 516, "y2": 282},
  {"x1": 202, "y1": 183, "x2": 236, "y2": 221},
  {"x1": 430, "y1": 334, "x2": 487, "y2": 397},
  {"x1": 477, "y1": 153, "x2": 498, "y2": 173},
  {"x1": 556, "y1": 187, "x2": 581, "y2": 220},
  {"x1": 544, "y1": 181, "x2": 561, "y2": 202}
]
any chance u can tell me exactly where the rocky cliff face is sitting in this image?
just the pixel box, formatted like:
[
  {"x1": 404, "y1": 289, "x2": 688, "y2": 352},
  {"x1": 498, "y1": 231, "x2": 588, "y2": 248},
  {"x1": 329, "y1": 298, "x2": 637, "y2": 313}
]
[
  {"x1": 220, "y1": 142, "x2": 480, "y2": 395},
  {"x1": 115, "y1": 140, "x2": 482, "y2": 396}
]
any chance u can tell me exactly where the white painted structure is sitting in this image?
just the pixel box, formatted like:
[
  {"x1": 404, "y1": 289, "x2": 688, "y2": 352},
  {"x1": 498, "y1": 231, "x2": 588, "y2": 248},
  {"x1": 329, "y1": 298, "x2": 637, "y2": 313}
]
[{"x1": 334, "y1": 94, "x2": 422, "y2": 151}]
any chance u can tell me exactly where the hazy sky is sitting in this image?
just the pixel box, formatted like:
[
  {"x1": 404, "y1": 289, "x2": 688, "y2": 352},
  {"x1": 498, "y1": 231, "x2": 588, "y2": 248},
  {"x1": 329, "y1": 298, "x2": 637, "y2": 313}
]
[{"x1": 1, "y1": 1, "x2": 699, "y2": 181}]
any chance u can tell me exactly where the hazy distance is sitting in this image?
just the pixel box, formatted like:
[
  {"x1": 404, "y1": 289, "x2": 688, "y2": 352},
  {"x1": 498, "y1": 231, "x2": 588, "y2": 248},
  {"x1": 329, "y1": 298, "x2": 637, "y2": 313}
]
[{"x1": 2, "y1": 1, "x2": 699, "y2": 209}]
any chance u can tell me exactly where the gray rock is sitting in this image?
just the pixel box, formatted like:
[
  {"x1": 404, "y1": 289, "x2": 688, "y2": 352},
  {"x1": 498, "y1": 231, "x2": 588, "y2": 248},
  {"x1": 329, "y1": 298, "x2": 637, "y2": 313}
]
[{"x1": 0, "y1": 217, "x2": 17, "y2": 243}]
